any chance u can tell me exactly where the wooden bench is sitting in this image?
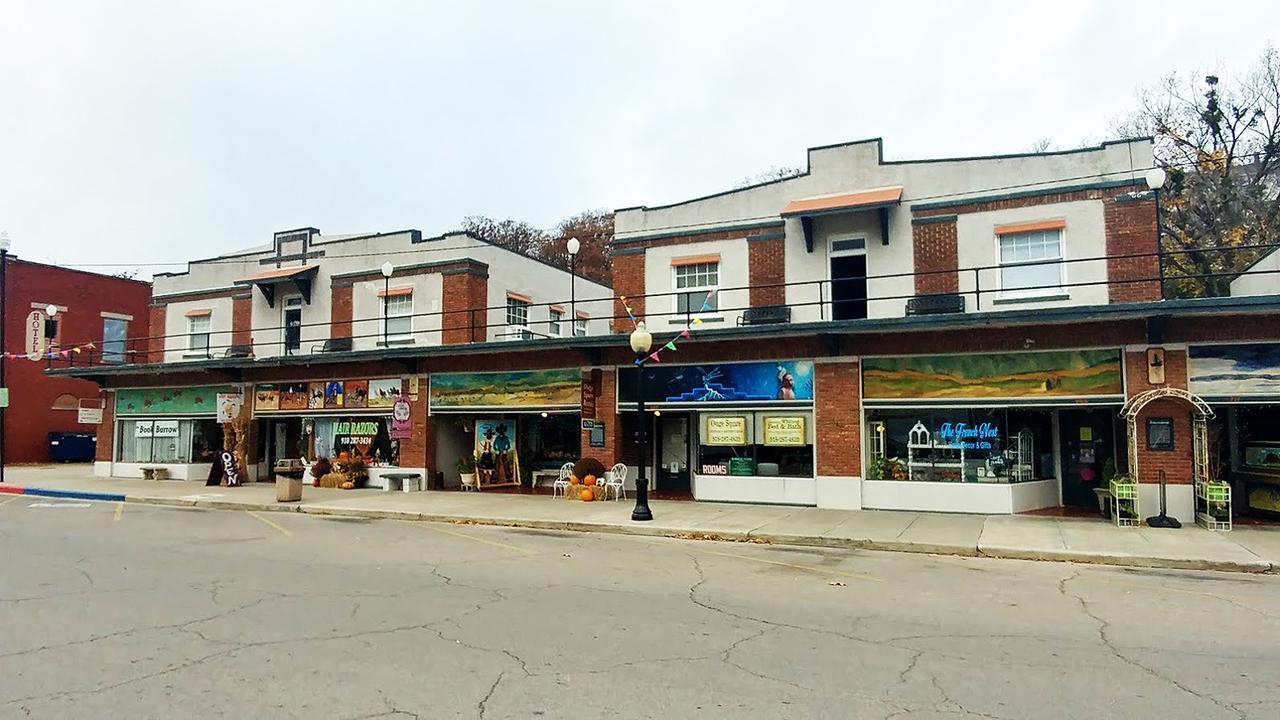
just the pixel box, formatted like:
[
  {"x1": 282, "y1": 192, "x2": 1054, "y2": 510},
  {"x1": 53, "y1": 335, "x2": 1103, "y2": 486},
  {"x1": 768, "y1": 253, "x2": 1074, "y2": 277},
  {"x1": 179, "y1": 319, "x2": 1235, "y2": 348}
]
[{"x1": 140, "y1": 466, "x2": 169, "y2": 481}]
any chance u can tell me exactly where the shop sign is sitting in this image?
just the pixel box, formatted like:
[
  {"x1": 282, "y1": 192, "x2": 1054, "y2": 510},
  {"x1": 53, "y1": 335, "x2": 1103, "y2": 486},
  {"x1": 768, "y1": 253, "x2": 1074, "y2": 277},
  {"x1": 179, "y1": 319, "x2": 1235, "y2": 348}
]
[
  {"x1": 77, "y1": 406, "x2": 104, "y2": 425},
  {"x1": 216, "y1": 393, "x2": 244, "y2": 423},
  {"x1": 762, "y1": 416, "x2": 806, "y2": 446},
  {"x1": 391, "y1": 396, "x2": 412, "y2": 440},
  {"x1": 581, "y1": 419, "x2": 606, "y2": 448},
  {"x1": 705, "y1": 416, "x2": 748, "y2": 446},
  {"x1": 937, "y1": 422, "x2": 998, "y2": 451},
  {"x1": 729, "y1": 457, "x2": 757, "y2": 476},
  {"x1": 136, "y1": 419, "x2": 180, "y2": 438},
  {"x1": 581, "y1": 369, "x2": 600, "y2": 419},
  {"x1": 619, "y1": 361, "x2": 814, "y2": 404},
  {"x1": 701, "y1": 463, "x2": 728, "y2": 475},
  {"x1": 335, "y1": 420, "x2": 380, "y2": 448},
  {"x1": 25, "y1": 310, "x2": 46, "y2": 360}
]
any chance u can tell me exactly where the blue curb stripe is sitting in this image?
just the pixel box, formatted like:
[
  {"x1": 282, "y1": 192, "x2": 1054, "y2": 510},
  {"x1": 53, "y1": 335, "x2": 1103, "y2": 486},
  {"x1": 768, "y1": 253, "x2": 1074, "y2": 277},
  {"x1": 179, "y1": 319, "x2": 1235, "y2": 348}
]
[{"x1": 23, "y1": 488, "x2": 127, "y2": 503}]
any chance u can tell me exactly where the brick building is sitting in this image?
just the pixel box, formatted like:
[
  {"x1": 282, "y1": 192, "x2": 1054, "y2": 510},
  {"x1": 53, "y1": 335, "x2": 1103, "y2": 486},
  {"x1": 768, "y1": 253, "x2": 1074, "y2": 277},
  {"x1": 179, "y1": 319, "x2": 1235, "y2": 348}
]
[
  {"x1": 50, "y1": 137, "x2": 1280, "y2": 524},
  {"x1": 3, "y1": 256, "x2": 151, "y2": 464}
]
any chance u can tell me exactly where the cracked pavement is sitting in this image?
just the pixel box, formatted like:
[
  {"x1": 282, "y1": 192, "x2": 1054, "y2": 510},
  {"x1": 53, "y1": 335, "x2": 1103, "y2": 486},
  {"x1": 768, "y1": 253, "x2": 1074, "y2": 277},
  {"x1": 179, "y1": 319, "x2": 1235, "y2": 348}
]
[{"x1": 2, "y1": 500, "x2": 1279, "y2": 718}]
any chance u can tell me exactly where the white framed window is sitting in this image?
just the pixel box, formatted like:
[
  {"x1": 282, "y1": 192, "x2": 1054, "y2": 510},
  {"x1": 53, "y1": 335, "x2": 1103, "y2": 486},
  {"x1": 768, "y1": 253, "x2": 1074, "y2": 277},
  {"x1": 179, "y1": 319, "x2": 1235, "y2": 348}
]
[
  {"x1": 998, "y1": 228, "x2": 1064, "y2": 295},
  {"x1": 506, "y1": 297, "x2": 531, "y2": 340},
  {"x1": 102, "y1": 317, "x2": 128, "y2": 363},
  {"x1": 574, "y1": 315, "x2": 588, "y2": 337},
  {"x1": 187, "y1": 314, "x2": 211, "y2": 355},
  {"x1": 383, "y1": 293, "x2": 413, "y2": 339},
  {"x1": 674, "y1": 261, "x2": 719, "y2": 315},
  {"x1": 549, "y1": 309, "x2": 563, "y2": 337}
]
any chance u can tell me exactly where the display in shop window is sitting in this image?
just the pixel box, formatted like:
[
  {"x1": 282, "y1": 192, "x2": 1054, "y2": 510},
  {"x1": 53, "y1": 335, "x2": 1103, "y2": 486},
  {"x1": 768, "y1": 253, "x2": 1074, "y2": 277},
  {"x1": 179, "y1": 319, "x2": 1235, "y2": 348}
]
[
  {"x1": 474, "y1": 419, "x2": 520, "y2": 487},
  {"x1": 344, "y1": 380, "x2": 369, "y2": 409},
  {"x1": 869, "y1": 409, "x2": 1050, "y2": 484},
  {"x1": 705, "y1": 416, "x2": 748, "y2": 445},
  {"x1": 368, "y1": 379, "x2": 400, "y2": 407},
  {"x1": 308, "y1": 382, "x2": 326, "y2": 409},
  {"x1": 280, "y1": 383, "x2": 309, "y2": 411}
]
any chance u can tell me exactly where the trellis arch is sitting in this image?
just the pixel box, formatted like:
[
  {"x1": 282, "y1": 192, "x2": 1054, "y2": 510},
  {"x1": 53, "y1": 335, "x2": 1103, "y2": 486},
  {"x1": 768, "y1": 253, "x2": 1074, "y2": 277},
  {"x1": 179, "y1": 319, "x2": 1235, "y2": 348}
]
[{"x1": 1119, "y1": 387, "x2": 1214, "y2": 486}]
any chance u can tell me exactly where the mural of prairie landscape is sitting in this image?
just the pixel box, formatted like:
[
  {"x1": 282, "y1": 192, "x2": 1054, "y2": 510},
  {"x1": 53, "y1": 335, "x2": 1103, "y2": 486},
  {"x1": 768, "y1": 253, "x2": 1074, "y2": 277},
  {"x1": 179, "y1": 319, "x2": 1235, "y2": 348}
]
[
  {"x1": 1189, "y1": 344, "x2": 1280, "y2": 398},
  {"x1": 430, "y1": 369, "x2": 581, "y2": 408},
  {"x1": 116, "y1": 385, "x2": 234, "y2": 414},
  {"x1": 863, "y1": 350, "x2": 1123, "y2": 399}
]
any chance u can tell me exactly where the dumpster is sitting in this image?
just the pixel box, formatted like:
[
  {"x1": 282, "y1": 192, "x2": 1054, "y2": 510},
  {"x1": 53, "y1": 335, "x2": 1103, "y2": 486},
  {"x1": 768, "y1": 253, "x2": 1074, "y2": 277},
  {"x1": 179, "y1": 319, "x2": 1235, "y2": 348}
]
[{"x1": 49, "y1": 432, "x2": 96, "y2": 463}]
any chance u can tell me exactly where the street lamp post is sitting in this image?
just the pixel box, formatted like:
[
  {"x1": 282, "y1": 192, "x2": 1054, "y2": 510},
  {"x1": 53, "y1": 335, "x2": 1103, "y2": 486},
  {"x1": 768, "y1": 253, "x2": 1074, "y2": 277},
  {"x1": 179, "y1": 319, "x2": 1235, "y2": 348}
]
[
  {"x1": 629, "y1": 321, "x2": 654, "y2": 522},
  {"x1": 380, "y1": 262, "x2": 394, "y2": 349},
  {"x1": 566, "y1": 237, "x2": 580, "y2": 326},
  {"x1": 1145, "y1": 167, "x2": 1167, "y2": 299},
  {"x1": 0, "y1": 231, "x2": 9, "y2": 484}
]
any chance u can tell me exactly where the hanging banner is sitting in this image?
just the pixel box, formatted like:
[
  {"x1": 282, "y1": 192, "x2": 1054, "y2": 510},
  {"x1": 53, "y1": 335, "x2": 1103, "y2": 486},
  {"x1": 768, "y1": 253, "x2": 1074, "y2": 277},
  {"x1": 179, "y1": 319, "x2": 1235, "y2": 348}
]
[
  {"x1": 77, "y1": 405, "x2": 104, "y2": 425},
  {"x1": 25, "y1": 310, "x2": 46, "y2": 361},
  {"x1": 391, "y1": 396, "x2": 413, "y2": 440}
]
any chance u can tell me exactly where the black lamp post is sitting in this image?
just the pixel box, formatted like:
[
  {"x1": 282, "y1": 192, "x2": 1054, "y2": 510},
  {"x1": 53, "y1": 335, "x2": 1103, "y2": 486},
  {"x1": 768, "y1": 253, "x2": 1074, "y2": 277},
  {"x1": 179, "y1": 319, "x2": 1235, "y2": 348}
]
[
  {"x1": 629, "y1": 321, "x2": 653, "y2": 522},
  {"x1": 567, "y1": 237, "x2": 580, "y2": 328},
  {"x1": 0, "y1": 231, "x2": 9, "y2": 484},
  {"x1": 380, "y1": 261, "x2": 394, "y2": 349},
  {"x1": 1146, "y1": 167, "x2": 1167, "y2": 298}
]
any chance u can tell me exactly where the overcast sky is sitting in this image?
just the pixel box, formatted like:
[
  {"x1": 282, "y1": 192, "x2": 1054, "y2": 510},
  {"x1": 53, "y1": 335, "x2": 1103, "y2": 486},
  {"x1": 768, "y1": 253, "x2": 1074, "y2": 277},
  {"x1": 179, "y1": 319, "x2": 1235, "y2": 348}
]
[{"x1": 1, "y1": 1, "x2": 1276, "y2": 277}]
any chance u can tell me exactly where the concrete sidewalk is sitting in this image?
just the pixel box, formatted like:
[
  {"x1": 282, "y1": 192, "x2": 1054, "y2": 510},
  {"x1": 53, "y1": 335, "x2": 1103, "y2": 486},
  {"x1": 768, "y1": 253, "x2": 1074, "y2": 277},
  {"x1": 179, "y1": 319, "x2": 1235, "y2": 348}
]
[{"x1": 5, "y1": 465, "x2": 1278, "y2": 573}]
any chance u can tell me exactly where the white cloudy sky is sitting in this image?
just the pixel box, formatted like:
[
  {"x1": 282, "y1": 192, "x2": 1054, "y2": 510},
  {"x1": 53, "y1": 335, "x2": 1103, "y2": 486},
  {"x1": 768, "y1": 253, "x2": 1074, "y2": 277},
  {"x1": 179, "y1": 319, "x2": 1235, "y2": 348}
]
[{"x1": 1, "y1": 1, "x2": 1276, "y2": 277}]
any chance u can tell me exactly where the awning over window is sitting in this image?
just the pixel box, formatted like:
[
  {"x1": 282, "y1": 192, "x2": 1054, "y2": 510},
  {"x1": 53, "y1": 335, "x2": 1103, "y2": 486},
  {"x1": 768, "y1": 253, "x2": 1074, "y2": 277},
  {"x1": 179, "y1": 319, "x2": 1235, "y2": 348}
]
[
  {"x1": 235, "y1": 265, "x2": 319, "y2": 307},
  {"x1": 781, "y1": 186, "x2": 903, "y2": 253}
]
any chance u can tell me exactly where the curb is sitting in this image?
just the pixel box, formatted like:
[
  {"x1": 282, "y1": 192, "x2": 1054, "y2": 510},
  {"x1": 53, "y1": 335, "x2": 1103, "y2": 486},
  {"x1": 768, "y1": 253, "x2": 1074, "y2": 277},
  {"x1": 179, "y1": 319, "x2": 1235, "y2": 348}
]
[{"x1": 17, "y1": 487, "x2": 1278, "y2": 575}]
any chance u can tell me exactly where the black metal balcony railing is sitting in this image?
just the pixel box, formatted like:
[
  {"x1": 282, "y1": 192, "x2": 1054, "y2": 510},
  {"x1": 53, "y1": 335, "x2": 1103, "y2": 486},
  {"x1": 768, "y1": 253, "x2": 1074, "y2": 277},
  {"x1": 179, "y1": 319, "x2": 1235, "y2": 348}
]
[{"x1": 35, "y1": 242, "x2": 1280, "y2": 370}]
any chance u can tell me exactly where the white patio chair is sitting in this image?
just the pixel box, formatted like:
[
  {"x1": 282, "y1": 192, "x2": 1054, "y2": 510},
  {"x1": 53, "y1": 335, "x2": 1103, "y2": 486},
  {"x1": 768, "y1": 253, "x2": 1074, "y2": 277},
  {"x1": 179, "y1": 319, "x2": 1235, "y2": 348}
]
[
  {"x1": 605, "y1": 463, "x2": 628, "y2": 501},
  {"x1": 552, "y1": 462, "x2": 574, "y2": 498}
]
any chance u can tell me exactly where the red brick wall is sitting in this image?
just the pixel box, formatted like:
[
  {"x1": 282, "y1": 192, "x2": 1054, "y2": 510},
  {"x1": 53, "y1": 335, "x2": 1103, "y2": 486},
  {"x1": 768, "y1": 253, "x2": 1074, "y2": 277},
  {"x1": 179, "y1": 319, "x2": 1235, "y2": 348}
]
[
  {"x1": 815, "y1": 360, "x2": 860, "y2": 477},
  {"x1": 398, "y1": 377, "x2": 430, "y2": 471},
  {"x1": 747, "y1": 236, "x2": 785, "y2": 306},
  {"x1": 231, "y1": 295, "x2": 253, "y2": 348},
  {"x1": 1104, "y1": 194, "x2": 1161, "y2": 303},
  {"x1": 94, "y1": 390, "x2": 115, "y2": 462},
  {"x1": 148, "y1": 304, "x2": 166, "y2": 363},
  {"x1": 441, "y1": 271, "x2": 489, "y2": 344},
  {"x1": 911, "y1": 219, "x2": 959, "y2": 295},
  {"x1": 1124, "y1": 349, "x2": 1194, "y2": 484},
  {"x1": 612, "y1": 252, "x2": 645, "y2": 333},
  {"x1": 330, "y1": 285, "x2": 353, "y2": 339},
  {"x1": 580, "y1": 368, "x2": 620, "y2": 467}
]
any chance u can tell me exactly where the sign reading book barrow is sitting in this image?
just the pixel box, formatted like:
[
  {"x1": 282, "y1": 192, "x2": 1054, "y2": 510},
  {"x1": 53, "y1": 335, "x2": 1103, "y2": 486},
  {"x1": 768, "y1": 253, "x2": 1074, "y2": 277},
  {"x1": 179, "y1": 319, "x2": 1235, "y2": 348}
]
[
  {"x1": 430, "y1": 369, "x2": 582, "y2": 409},
  {"x1": 862, "y1": 350, "x2": 1123, "y2": 400}
]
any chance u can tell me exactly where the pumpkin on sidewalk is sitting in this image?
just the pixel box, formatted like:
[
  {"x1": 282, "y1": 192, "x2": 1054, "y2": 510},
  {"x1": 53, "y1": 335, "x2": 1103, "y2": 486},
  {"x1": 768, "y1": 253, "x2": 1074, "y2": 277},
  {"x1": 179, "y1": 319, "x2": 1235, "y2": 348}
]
[{"x1": 580, "y1": 488, "x2": 594, "y2": 502}]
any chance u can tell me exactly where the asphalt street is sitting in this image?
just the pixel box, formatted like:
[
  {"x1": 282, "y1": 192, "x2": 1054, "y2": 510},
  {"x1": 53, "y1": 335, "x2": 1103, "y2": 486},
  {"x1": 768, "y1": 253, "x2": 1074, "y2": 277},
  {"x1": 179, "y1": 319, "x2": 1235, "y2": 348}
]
[{"x1": 2, "y1": 495, "x2": 1279, "y2": 719}]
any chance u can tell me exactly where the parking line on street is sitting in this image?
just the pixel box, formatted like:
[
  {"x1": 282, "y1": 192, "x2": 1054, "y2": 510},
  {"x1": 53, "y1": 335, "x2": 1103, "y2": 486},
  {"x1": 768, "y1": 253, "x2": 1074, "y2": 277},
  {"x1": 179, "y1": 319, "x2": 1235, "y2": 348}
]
[
  {"x1": 114, "y1": 502, "x2": 124, "y2": 521},
  {"x1": 695, "y1": 547, "x2": 883, "y2": 583},
  {"x1": 404, "y1": 521, "x2": 533, "y2": 555},
  {"x1": 246, "y1": 511, "x2": 292, "y2": 537},
  {"x1": 0, "y1": 495, "x2": 19, "y2": 509}
]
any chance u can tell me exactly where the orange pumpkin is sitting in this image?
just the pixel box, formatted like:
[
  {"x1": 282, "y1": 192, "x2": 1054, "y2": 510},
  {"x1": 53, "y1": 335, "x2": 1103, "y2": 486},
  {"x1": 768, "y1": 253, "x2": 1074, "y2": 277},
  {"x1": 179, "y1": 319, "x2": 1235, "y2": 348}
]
[
  {"x1": 569, "y1": 475, "x2": 580, "y2": 485},
  {"x1": 584, "y1": 475, "x2": 597, "y2": 486},
  {"x1": 580, "y1": 488, "x2": 594, "y2": 502}
]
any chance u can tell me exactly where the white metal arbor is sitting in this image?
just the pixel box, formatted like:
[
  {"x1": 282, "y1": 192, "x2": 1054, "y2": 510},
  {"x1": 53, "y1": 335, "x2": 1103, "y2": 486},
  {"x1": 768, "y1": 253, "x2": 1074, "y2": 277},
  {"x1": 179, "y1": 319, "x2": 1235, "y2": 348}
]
[{"x1": 1119, "y1": 387, "x2": 1228, "y2": 530}]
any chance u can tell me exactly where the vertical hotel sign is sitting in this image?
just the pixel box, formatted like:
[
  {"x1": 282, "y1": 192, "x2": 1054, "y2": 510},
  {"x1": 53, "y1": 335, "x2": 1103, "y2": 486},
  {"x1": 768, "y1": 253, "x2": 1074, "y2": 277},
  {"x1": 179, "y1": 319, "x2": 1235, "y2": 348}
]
[{"x1": 25, "y1": 310, "x2": 46, "y2": 360}]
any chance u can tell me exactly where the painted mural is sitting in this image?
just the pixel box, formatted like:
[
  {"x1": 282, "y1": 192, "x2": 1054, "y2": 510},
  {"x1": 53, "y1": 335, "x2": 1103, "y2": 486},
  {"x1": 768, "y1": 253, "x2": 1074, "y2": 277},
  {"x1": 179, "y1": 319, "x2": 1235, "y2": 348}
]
[
  {"x1": 618, "y1": 361, "x2": 814, "y2": 403},
  {"x1": 862, "y1": 350, "x2": 1123, "y2": 400},
  {"x1": 1189, "y1": 344, "x2": 1280, "y2": 398},
  {"x1": 116, "y1": 386, "x2": 236, "y2": 415},
  {"x1": 430, "y1": 369, "x2": 581, "y2": 408}
]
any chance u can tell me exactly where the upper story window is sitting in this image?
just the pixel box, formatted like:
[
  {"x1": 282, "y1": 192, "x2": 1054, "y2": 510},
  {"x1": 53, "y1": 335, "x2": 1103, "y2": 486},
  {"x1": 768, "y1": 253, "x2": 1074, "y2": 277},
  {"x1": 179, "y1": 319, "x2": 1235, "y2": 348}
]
[
  {"x1": 549, "y1": 308, "x2": 563, "y2": 337},
  {"x1": 674, "y1": 260, "x2": 719, "y2": 316},
  {"x1": 102, "y1": 317, "x2": 128, "y2": 364},
  {"x1": 574, "y1": 314, "x2": 588, "y2": 337},
  {"x1": 383, "y1": 293, "x2": 413, "y2": 339},
  {"x1": 506, "y1": 296, "x2": 531, "y2": 340},
  {"x1": 998, "y1": 226, "x2": 1064, "y2": 295},
  {"x1": 187, "y1": 313, "x2": 211, "y2": 356}
]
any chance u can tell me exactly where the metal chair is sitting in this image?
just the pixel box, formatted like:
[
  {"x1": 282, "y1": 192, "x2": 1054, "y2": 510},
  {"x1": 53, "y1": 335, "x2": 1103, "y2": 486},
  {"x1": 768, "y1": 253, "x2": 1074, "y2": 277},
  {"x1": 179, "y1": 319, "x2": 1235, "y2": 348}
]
[
  {"x1": 605, "y1": 463, "x2": 628, "y2": 501},
  {"x1": 552, "y1": 462, "x2": 574, "y2": 498}
]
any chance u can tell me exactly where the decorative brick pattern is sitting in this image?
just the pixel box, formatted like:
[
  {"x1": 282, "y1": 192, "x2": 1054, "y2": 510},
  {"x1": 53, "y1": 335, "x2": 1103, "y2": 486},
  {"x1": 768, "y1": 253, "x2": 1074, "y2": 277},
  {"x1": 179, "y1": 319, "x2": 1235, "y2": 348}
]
[
  {"x1": 612, "y1": 252, "x2": 645, "y2": 333},
  {"x1": 441, "y1": 270, "x2": 489, "y2": 344},
  {"x1": 815, "y1": 361, "x2": 860, "y2": 477},
  {"x1": 747, "y1": 236, "x2": 786, "y2": 306},
  {"x1": 330, "y1": 285, "x2": 353, "y2": 339},
  {"x1": 1104, "y1": 195, "x2": 1161, "y2": 303},
  {"x1": 911, "y1": 219, "x2": 959, "y2": 295}
]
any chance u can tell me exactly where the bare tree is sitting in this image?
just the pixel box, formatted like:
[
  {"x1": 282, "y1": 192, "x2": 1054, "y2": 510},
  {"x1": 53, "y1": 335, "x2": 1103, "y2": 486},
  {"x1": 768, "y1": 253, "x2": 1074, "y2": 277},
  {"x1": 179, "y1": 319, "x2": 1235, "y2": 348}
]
[
  {"x1": 1112, "y1": 45, "x2": 1280, "y2": 297},
  {"x1": 735, "y1": 165, "x2": 803, "y2": 188},
  {"x1": 460, "y1": 216, "x2": 549, "y2": 257},
  {"x1": 551, "y1": 209, "x2": 613, "y2": 285}
]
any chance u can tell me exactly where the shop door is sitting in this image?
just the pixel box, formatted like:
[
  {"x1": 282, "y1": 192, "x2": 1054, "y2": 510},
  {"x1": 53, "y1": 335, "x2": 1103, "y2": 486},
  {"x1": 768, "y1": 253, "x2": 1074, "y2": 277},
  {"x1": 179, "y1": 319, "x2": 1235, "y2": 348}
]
[
  {"x1": 283, "y1": 297, "x2": 303, "y2": 356},
  {"x1": 1059, "y1": 409, "x2": 1115, "y2": 508},
  {"x1": 656, "y1": 414, "x2": 691, "y2": 492}
]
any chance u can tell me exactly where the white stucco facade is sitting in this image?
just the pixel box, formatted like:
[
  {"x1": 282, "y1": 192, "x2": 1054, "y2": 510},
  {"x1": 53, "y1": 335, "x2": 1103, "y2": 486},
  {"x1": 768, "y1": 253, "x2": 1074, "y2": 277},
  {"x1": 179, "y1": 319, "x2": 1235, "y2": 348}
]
[
  {"x1": 616, "y1": 138, "x2": 1155, "y2": 322},
  {"x1": 151, "y1": 229, "x2": 612, "y2": 361},
  {"x1": 1230, "y1": 248, "x2": 1280, "y2": 298}
]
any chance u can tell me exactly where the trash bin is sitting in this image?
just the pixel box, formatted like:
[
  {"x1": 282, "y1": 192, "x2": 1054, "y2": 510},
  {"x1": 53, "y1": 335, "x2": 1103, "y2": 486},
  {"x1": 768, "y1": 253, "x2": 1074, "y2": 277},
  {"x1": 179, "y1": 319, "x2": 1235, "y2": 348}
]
[
  {"x1": 276, "y1": 475, "x2": 303, "y2": 502},
  {"x1": 49, "y1": 432, "x2": 96, "y2": 463}
]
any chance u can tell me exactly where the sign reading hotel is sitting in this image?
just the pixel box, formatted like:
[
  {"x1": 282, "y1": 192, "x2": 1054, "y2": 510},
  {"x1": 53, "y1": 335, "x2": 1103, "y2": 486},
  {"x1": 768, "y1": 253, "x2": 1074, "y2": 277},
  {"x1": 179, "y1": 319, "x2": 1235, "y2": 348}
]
[
  {"x1": 705, "y1": 416, "x2": 748, "y2": 446},
  {"x1": 762, "y1": 416, "x2": 806, "y2": 446}
]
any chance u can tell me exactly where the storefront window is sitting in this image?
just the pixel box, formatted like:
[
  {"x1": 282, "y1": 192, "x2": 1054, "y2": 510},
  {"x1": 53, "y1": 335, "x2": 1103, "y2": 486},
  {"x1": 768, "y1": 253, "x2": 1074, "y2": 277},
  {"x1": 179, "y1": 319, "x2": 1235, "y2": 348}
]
[
  {"x1": 866, "y1": 408, "x2": 1055, "y2": 483},
  {"x1": 518, "y1": 415, "x2": 580, "y2": 473},
  {"x1": 696, "y1": 411, "x2": 814, "y2": 478},
  {"x1": 116, "y1": 418, "x2": 219, "y2": 464}
]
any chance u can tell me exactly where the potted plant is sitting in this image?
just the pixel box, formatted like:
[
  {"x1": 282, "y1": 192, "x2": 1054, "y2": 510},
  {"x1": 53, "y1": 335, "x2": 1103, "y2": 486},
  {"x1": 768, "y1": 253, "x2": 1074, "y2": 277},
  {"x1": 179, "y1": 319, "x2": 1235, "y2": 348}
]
[{"x1": 457, "y1": 453, "x2": 477, "y2": 489}]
